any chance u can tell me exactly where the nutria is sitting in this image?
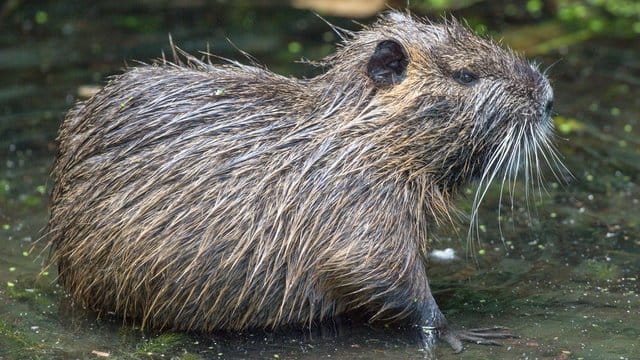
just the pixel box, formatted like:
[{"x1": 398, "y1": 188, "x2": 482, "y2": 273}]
[{"x1": 47, "y1": 11, "x2": 559, "y2": 352}]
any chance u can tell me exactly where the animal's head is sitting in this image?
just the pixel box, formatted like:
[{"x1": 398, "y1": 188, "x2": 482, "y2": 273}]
[{"x1": 320, "y1": 11, "x2": 565, "y2": 226}]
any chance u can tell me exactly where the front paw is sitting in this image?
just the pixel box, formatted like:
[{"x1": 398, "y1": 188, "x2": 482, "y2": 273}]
[{"x1": 420, "y1": 325, "x2": 517, "y2": 353}]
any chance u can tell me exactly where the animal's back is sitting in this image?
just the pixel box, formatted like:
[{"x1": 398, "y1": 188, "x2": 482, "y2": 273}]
[{"x1": 51, "y1": 63, "x2": 326, "y2": 330}]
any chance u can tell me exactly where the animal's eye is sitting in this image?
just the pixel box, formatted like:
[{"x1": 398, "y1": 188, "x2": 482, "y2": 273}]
[{"x1": 452, "y1": 69, "x2": 479, "y2": 85}]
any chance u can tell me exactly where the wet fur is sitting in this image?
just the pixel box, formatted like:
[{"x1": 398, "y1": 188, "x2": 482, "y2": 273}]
[{"x1": 48, "y1": 12, "x2": 558, "y2": 332}]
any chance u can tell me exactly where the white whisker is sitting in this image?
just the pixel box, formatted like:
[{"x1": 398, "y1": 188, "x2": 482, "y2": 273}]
[{"x1": 467, "y1": 113, "x2": 569, "y2": 256}]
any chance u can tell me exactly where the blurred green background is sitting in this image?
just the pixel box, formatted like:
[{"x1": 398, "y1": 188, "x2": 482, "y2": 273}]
[{"x1": 0, "y1": 1, "x2": 639, "y2": 359}]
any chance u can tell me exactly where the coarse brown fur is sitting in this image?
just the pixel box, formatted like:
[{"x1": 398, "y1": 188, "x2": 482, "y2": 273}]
[{"x1": 47, "y1": 11, "x2": 561, "y2": 348}]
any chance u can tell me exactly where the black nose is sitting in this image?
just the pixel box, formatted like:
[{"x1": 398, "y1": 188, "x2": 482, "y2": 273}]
[{"x1": 544, "y1": 99, "x2": 553, "y2": 116}]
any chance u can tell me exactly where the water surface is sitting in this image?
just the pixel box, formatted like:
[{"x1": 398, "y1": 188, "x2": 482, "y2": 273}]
[{"x1": 1, "y1": 1, "x2": 638, "y2": 359}]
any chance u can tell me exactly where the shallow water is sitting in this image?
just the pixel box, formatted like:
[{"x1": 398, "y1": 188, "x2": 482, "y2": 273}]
[{"x1": 1, "y1": 2, "x2": 639, "y2": 359}]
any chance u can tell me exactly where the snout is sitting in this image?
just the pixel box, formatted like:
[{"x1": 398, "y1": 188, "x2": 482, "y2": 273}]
[
  {"x1": 536, "y1": 74, "x2": 554, "y2": 120},
  {"x1": 527, "y1": 62, "x2": 554, "y2": 120},
  {"x1": 544, "y1": 99, "x2": 553, "y2": 117}
]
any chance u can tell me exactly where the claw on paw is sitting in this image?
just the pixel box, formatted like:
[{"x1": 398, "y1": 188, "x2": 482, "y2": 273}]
[{"x1": 421, "y1": 325, "x2": 518, "y2": 353}]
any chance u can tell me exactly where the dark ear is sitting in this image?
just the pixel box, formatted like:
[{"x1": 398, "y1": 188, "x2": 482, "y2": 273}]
[{"x1": 366, "y1": 39, "x2": 408, "y2": 87}]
